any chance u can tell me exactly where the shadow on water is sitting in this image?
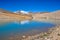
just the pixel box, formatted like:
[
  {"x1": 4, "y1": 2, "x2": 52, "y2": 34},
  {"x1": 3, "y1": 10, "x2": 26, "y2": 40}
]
[{"x1": 0, "y1": 20, "x2": 56, "y2": 40}]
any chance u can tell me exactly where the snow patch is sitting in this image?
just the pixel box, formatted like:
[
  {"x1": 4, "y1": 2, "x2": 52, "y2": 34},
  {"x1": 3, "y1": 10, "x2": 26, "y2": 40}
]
[{"x1": 14, "y1": 10, "x2": 29, "y2": 14}]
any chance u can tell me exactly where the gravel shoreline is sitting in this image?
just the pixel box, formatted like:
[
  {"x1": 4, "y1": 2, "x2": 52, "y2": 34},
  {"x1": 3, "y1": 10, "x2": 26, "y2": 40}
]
[{"x1": 8, "y1": 25, "x2": 60, "y2": 40}]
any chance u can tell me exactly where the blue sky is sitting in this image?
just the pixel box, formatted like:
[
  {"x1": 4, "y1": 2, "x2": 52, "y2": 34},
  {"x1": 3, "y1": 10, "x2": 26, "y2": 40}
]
[{"x1": 0, "y1": 0, "x2": 60, "y2": 12}]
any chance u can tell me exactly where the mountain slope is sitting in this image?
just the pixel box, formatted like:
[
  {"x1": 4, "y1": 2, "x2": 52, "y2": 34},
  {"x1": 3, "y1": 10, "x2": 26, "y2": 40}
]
[
  {"x1": 0, "y1": 9, "x2": 32, "y2": 23},
  {"x1": 32, "y1": 10, "x2": 60, "y2": 25}
]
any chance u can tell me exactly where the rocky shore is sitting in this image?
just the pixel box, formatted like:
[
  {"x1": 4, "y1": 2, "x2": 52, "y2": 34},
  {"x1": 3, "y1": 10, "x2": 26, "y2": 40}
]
[{"x1": 8, "y1": 25, "x2": 60, "y2": 40}]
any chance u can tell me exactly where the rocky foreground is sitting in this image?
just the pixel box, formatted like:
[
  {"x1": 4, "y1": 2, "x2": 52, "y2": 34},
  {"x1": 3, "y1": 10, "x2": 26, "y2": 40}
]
[{"x1": 8, "y1": 25, "x2": 60, "y2": 40}]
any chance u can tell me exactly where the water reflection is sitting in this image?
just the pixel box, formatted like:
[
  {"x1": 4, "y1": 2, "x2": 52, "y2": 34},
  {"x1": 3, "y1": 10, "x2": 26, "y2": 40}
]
[
  {"x1": 20, "y1": 20, "x2": 30, "y2": 24},
  {"x1": 0, "y1": 20, "x2": 56, "y2": 40},
  {"x1": 13, "y1": 20, "x2": 30, "y2": 25}
]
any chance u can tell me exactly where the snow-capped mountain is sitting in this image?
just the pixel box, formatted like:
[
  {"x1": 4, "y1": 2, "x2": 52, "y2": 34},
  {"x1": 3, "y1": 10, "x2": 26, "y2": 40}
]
[{"x1": 14, "y1": 10, "x2": 29, "y2": 14}]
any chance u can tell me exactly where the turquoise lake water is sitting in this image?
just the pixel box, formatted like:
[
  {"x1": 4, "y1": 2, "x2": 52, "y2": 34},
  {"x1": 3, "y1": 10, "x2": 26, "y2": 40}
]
[{"x1": 0, "y1": 21, "x2": 56, "y2": 40}]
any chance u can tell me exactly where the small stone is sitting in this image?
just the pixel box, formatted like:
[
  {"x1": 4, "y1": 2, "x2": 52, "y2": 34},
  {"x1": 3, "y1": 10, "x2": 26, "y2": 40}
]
[{"x1": 22, "y1": 35, "x2": 26, "y2": 38}]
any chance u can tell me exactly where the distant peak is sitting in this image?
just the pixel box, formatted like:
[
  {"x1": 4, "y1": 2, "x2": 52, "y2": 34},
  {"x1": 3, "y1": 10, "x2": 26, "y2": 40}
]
[
  {"x1": 20, "y1": 10, "x2": 28, "y2": 13},
  {"x1": 14, "y1": 10, "x2": 29, "y2": 14},
  {"x1": 51, "y1": 10, "x2": 60, "y2": 13}
]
